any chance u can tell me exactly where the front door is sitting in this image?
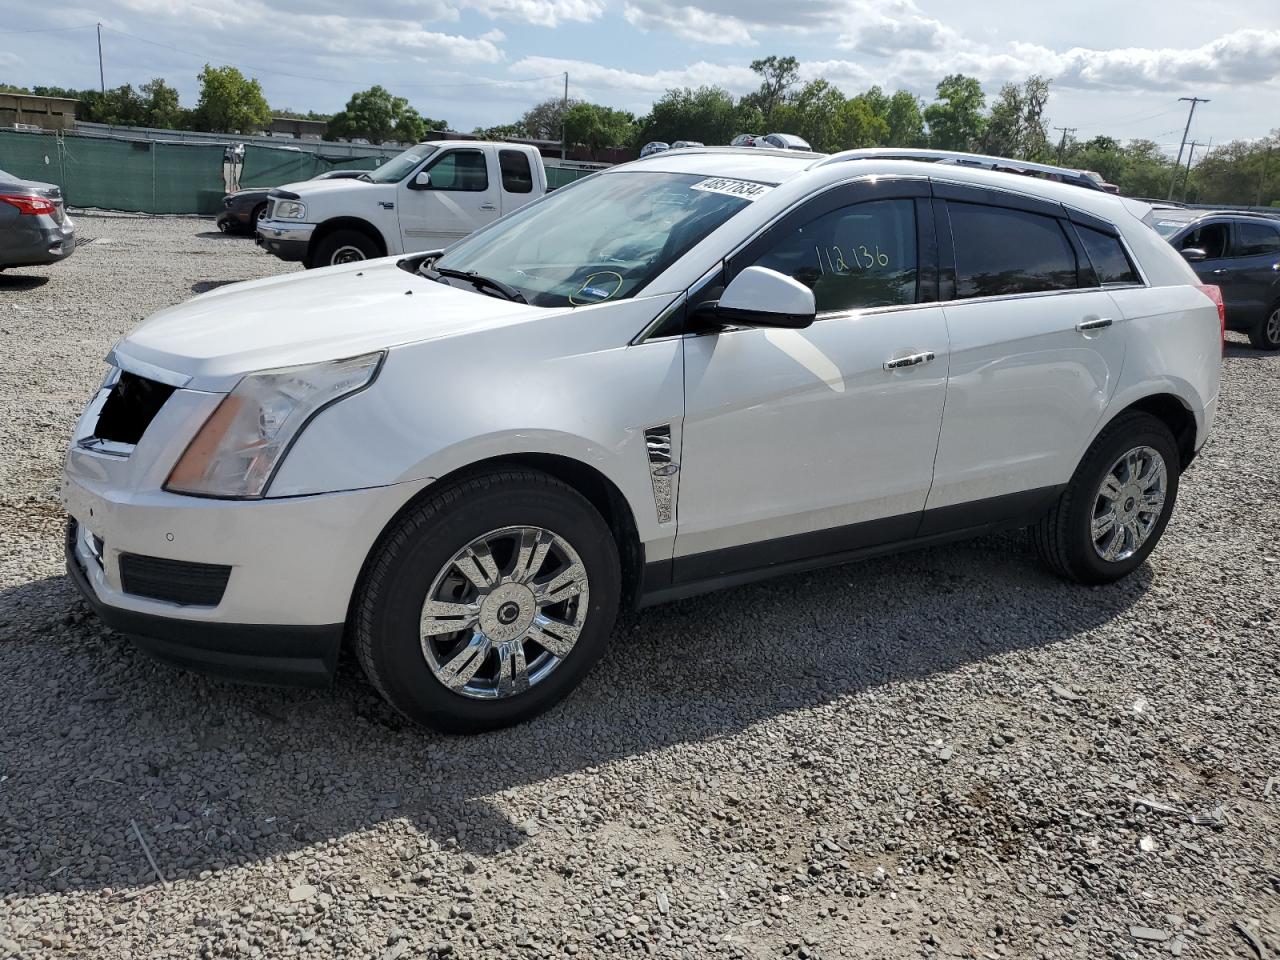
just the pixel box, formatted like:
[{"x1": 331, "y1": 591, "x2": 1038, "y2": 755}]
[
  {"x1": 397, "y1": 148, "x2": 500, "y2": 252},
  {"x1": 1227, "y1": 219, "x2": 1280, "y2": 327},
  {"x1": 924, "y1": 190, "x2": 1127, "y2": 522},
  {"x1": 675, "y1": 183, "x2": 950, "y2": 582}
]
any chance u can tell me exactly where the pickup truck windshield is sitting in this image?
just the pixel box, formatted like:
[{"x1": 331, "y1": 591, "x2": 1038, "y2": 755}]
[
  {"x1": 432, "y1": 172, "x2": 761, "y2": 307},
  {"x1": 366, "y1": 145, "x2": 439, "y2": 184}
]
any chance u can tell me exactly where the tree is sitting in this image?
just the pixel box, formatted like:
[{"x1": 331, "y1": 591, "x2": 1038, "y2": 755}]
[
  {"x1": 771, "y1": 79, "x2": 847, "y2": 152},
  {"x1": 472, "y1": 122, "x2": 527, "y2": 140},
  {"x1": 194, "y1": 65, "x2": 270, "y2": 133},
  {"x1": 563, "y1": 103, "x2": 635, "y2": 158},
  {"x1": 636, "y1": 86, "x2": 739, "y2": 147},
  {"x1": 924, "y1": 74, "x2": 986, "y2": 151},
  {"x1": 1192, "y1": 133, "x2": 1280, "y2": 206},
  {"x1": 980, "y1": 75, "x2": 1050, "y2": 159},
  {"x1": 836, "y1": 95, "x2": 890, "y2": 149},
  {"x1": 324, "y1": 85, "x2": 441, "y2": 143},
  {"x1": 140, "y1": 78, "x2": 183, "y2": 129},
  {"x1": 742, "y1": 55, "x2": 800, "y2": 125},
  {"x1": 885, "y1": 90, "x2": 925, "y2": 147},
  {"x1": 520, "y1": 96, "x2": 581, "y2": 140}
]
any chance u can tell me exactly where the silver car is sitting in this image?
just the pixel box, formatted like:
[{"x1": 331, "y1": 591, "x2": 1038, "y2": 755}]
[{"x1": 0, "y1": 168, "x2": 75, "y2": 271}]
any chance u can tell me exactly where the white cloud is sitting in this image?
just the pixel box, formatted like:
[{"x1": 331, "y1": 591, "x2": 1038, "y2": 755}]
[
  {"x1": 837, "y1": 0, "x2": 955, "y2": 55},
  {"x1": 310, "y1": 20, "x2": 505, "y2": 64},
  {"x1": 623, "y1": 1, "x2": 756, "y2": 47},
  {"x1": 509, "y1": 56, "x2": 760, "y2": 96},
  {"x1": 464, "y1": 0, "x2": 604, "y2": 26}
]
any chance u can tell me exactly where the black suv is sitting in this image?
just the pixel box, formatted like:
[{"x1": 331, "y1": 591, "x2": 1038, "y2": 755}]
[{"x1": 1148, "y1": 207, "x2": 1280, "y2": 350}]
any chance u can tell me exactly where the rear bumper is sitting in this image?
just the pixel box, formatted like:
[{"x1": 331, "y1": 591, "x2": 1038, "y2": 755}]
[
  {"x1": 0, "y1": 216, "x2": 75, "y2": 267},
  {"x1": 256, "y1": 219, "x2": 314, "y2": 262},
  {"x1": 67, "y1": 522, "x2": 342, "y2": 686}
]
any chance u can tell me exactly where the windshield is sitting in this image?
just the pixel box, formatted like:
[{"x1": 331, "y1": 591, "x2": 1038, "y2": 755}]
[
  {"x1": 365, "y1": 144, "x2": 438, "y2": 184},
  {"x1": 1144, "y1": 210, "x2": 1196, "y2": 237},
  {"x1": 433, "y1": 172, "x2": 762, "y2": 307}
]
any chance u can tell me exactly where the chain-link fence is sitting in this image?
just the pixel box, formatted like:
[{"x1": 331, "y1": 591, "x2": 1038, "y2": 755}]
[{"x1": 0, "y1": 129, "x2": 227, "y2": 214}]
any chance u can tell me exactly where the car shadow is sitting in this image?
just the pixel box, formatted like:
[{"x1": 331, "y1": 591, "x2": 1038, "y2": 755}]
[
  {"x1": 194, "y1": 231, "x2": 249, "y2": 240},
  {"x1": 191, "y1": 280, "x2": 248, "y2": 295},
  {"x1": 1224, "y1": 343, "x2": 1277, "y2": 360},
  {"x1": 0, "y1": 529, "x2": 1152, "y2": 894},
  {"x1": 0, "y1": 273, "x2": 50, "y2": 290}
]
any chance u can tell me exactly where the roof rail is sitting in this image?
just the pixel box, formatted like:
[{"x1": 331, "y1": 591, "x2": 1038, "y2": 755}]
[{"x1": 813, "y1": 148, "x2": 1104, "y2": 192}]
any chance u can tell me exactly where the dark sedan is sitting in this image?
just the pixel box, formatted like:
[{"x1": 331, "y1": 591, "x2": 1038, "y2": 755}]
[
  {"x1": 0, "y1": 168, "x2": 75, "y2": 271},
  {"x1": 1149, "y1": 207, "x2": 1280, "y2": 350},
  {"x1": 216, "y1": 170, "x2": 369, "y2": 234}
]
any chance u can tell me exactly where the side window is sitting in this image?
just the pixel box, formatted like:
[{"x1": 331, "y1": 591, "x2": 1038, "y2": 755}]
[
  {"x1": 747, "y1": 198, "x2": 918, "y2": 313},
  {"x1": 1234, "y1": 221, "x2": 1280, "y2": 256},
  {"x1": 1179, "y1": 223, "x2": 1228, "y2": 258},
  {"x1": 425, "y1": 150, "x2": 489, "y2": 191},
  {"x1": 949, "y1": 202, "x2": 1077, "y2": 299},
  {"x1": 1076, "y1": 225, "x2": 1139, "y2": 285},
  {"x1": 499, "y1": 150, "x2": 533, "y2": 194}
]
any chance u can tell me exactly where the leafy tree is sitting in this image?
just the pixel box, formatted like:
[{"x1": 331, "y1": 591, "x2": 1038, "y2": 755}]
[
  {"x1": 924, "y1": 74, "x2": 986, "y2": 151},
  {"x1": 140, "y1": 78, "x2": 183, "y2": 129},
  {"x1": 275, "y1": 108, "x2": 333, "y2": 121},
  {"x1": 885, "y1": 90, "x2": 926, "y2": 147},
  {"x1": 771, "y1": 79, "x2": 846, "y2": 152},
  {"x1": 193, "y1": 65, "x2": 270, "y2": 133},
  {"x1": 742, "y1": 55, "x2": 800, "y2": 124},
  {"x1": 980, "y1": 75, "x2": 1050, "y2": 159},
  {"x1": 520, "y1": 96, "x2": 581, "y2": 140},
  {"x1": 324, "y1": 85, "x2": 441, "y2": 143},
  {"x1": 636, "y1": 86, "x2": 738, "y2": 146},
  {"x1": 1191, "y1": 133, "x2": 1280, "y2": 206},
  {"x1": 837, "y1": 95, "x2": 890, "y2": 149},
  {"x1": 473, "y1": 122, "x2": 528, "y2": 140},
  {"x1": 563, "y1": 103, "x2": 635, "y2": 158}
]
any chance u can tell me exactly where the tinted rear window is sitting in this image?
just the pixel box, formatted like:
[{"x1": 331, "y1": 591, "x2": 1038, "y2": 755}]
[
  {"x1": 1076, "y1": 225, "x2": 1139, "y2": 285},
  {"x1": 949, "y1": 203, "x2": 1077, "y2": 299},
  {"x1": 499, "y1": 150, "x2": 533, "y2": 194},
  {"x1": 1235, "y1": 221, "x2": 1280, "y2": 256}
]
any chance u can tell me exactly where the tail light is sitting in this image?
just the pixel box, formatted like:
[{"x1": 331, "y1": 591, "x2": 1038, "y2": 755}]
[
  {"x1": 1196, "y1": 283, "x2": 1225, "y2": 353},
  {"x1": 0, "y1": 193, "x2": 57, "y2": 216}
]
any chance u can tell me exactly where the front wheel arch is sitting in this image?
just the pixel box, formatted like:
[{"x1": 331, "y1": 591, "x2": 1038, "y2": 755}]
[{"x1": 306, "y1": 217, "x2": 388, "y2": 268}]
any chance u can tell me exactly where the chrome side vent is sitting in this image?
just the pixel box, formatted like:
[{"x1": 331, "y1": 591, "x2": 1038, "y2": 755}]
[{"x1": 644, "y1": 425, "x2": 676, "y2": 524}]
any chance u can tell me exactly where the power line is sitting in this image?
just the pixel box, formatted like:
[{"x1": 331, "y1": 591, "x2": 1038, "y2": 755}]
[{"x1": 0, "y1": 23, "x2": 96, "y2": 35}]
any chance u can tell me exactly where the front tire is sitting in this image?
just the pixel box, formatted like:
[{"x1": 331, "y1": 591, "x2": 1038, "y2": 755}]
[
  {"x1": 310, "y1": 229, "x2": 378, "y2": 269},
  {"x1": 1248, "y1": 302, "x2": 1280, "y2": 351},
  {"x1": 354, "y1": 468, "x2": 621, "y2": 733},
  {"x1": 1033, "y1": 411, "x2": 1180, "y2": 584}
]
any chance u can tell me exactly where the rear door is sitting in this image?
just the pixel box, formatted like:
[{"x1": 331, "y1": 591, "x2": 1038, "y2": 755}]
[
  {"x1": 1228, "y1": 219, "x2": 1280, "y2": 326},
  {"x1": 497, "y1": 149, "x2": 538, "y2": 215},
  {"x1": 924, "y1": 184, "x2": 1127, "y2": 526},
  {"x1": 396, "y1": 147, "x2": 500, "y2": 251}
]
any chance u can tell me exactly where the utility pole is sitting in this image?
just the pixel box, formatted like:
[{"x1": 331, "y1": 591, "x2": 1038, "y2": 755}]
[
  {"x1": 560, "y1": 71, "x2": 568, "y2": 162},
  {"x1": 97, "y1": 23, "x2": 105, "y2": 94},
  {"x1": 1054, "y1": 126, "x2": 1075, "y2": 165},
  {"x1": 1168, "y1": 96, "x2": 1209, "y2": 199},
  {"x1": 1258, "y1": 144, "x2": 1274, "y2": 207},
  {"x1": 1180, "y1": 141, "x2": 1199, "y2": 202}
]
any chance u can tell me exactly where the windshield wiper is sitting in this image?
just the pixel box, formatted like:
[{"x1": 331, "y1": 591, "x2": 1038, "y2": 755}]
[
  {"x1": 356, "y1": 173, "x2": 373, "y2": 182},
  {"x1": 424, "y1": 266, "x2": 528, "y2": 304}
]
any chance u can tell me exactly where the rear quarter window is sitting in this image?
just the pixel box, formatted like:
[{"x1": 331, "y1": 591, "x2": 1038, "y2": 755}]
[
  {"x1": 948, "y1": 202, "x2": 1078, "y2": 299},
  {"x1": 1076, "y1": 225, "x2": 1140, "y2": 285},
  {"x1": 1235, "y1": 221, "x2": 1280, "y2": 256},
  {"x1": 499, "y1": 150, "x2": 534, "y2": 194}
]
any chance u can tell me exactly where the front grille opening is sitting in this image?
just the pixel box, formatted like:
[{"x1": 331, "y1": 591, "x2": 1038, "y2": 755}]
[
  {"x1": 94, "y1": 372, "x2": 176, "y2": 445},
  {"x1": 119, "y1": 553, "x2": 231, "y2": 607}
]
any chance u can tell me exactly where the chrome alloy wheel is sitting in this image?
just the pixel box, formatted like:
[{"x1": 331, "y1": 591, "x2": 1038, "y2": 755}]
[
  {"x1": 1267, "y1": 308, "x2": 1280, "y2": 347},
  {"x1": 419, "y1": 526, "x2": 589, "y2": 700},
  {"x1": 330, "y1": 244, "x2": 367, "y2": 265},
  {"x1": 1091, "y1": 445, "x2": 1168, "y2": 562}
]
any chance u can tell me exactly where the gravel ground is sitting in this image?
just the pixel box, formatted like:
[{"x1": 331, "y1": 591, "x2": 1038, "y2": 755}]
[{"x1": 1, "y1": 214, "x2": 1278, "y2": 960}]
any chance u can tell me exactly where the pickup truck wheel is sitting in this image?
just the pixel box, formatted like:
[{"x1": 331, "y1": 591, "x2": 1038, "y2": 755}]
[
  {"x1": 354, "y1": 468, "x2": 621, "y2": 733},
  {"x1": 1248, "y1": 302, "x2": 1280, "y2": 351},
  {"x1": 1032, "y1": 411, "x2": 1180, "y2": 585},
  {"x1": 311, "y1": 229, "x2": 377, "y2": 268}
]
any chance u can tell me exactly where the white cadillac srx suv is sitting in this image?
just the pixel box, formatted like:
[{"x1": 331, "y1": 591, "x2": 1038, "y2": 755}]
[{"x1": 63, "y1": 148, "x2": 1223, "y2": 732}]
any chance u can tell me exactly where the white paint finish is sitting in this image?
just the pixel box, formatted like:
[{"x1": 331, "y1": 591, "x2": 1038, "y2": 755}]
[
  {"x1": 676, "y1": 306, "x2": 950, "y2": 557},
  {"x1": 397, "y1": 147, "x2": 501, "y2": 251},
  {"x1": 271, "y1": 294, "x2": 685, "y2": 546},
  {"x1": 718, "y1": 266, "x2": 816, "y2": 319},
  {"x1": 63, "y1": 471, "x2": 431, "y2": 625},
  {"x1": 927, "y1": 290, "x2": 1126, "y2": 509}
]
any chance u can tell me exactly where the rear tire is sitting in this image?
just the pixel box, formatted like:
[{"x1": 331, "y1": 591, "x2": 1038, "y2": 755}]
[
  {"x1": 1248, "y1": 302, "x2": 1280, "y2": 351},
  {"x1": 354, "y1": 468, "x2": 621, "y2": 733},
  {"x1": 1033, "y1": 411, "x2": 1180, "y2": 584},
  {"x1": 310, "y1": 229, "x2": 378, "y2": 269}
]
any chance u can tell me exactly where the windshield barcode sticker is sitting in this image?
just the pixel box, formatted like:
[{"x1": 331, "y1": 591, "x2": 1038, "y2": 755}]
[{"x1": 690, "y1": 178, "x2": 772, "y2": 201}]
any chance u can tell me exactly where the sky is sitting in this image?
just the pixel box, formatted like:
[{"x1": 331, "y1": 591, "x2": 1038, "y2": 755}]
[{"x1": 1, "y1": 0, "x2": 1277, "y2": 154}]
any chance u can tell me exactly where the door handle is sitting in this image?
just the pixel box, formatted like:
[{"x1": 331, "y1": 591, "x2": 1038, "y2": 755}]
[
  {"x1": 1077, "y1": 317, "x2": 1113, "y2": 332},
  {"x1": 883, "y1": 351, "x2": 936, "y2": 371},
  {"x1": 1211, "y1": 268, "x2": 1229, "y2": 275},
  {"x1": 479, "y1": 203, "x2": 497, "y2": 211}
]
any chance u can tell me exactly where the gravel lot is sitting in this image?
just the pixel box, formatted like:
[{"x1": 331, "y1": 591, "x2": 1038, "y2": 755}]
[{"x1": 1, "y1": 214, "x2": 1278, "y2": 960}]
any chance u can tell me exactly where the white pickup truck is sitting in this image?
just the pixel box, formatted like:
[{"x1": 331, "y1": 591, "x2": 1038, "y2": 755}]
[{"x1": 257, "y1": 141, "x2": 548, "y2": 268}]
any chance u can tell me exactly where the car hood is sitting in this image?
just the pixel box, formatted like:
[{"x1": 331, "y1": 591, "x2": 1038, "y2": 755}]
[
  {"x1": 276, "y1": 177, "x2": 379, "y2": 197},
  {"x1": 112, "y1": 258, "x2": 558, "y2": 392}
]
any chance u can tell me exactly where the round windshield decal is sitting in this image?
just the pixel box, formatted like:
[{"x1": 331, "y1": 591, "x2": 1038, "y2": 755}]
[{"x1": 569, "y1": 271, "x2": 624, "y2": 306}]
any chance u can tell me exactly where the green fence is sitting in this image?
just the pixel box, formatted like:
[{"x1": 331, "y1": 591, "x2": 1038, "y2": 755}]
[
  {"x1": 0, "y1": 129, "x2": 227, "y2": 214},
  {"x1": 545, "y1": 165, "x2": 596, "y2": 190},
  {"x1": 239, "y1": 145, "x2": 383, "y2": 188}
]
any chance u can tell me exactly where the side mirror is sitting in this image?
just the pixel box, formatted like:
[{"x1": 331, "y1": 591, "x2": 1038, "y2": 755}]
[
  {"x1": 1181, "y1": 246, "x2": 1208, "y2": 263},
  {"x1": 714, "y1": 266, "x2": 815, "y2": 329},
  {"x1": 411, "y1": 171, "x2": 431, "y2": 189}
]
